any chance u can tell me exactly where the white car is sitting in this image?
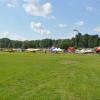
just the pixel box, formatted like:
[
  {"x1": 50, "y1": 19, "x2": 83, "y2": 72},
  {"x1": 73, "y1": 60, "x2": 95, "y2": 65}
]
[{"x1": 75, "y1": 48, "x2": 94, "y2": 54}]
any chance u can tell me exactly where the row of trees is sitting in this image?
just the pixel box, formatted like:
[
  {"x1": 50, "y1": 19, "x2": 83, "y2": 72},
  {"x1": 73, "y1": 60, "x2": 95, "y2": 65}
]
[{"x1": 0, "y1": 33, "x2": 100, "y2": 49}]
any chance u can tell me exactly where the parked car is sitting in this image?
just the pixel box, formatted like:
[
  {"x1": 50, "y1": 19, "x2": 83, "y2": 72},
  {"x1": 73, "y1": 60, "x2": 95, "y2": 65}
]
[
  {"x1": 96, "y1": 47, "x2": 100, "y2": 53},
  {"x1": 75, "y1": 48, "x2": 94, "y2": 54}
]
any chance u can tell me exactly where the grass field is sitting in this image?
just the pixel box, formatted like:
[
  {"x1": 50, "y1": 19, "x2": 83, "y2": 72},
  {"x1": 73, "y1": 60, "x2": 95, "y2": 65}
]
[{"x1": 0, "y1": 52, "x2": 100, "y2": 100}]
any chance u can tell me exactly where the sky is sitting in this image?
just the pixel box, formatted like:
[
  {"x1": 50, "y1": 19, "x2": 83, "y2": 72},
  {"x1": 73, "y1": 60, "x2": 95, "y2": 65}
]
[{"x1": 0, "y1": 0, "x2": 100, "y2": 40}]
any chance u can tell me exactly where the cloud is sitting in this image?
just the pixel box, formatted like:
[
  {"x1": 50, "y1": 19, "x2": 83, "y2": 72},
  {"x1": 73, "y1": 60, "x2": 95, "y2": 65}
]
[
  {"x1": 58, "y1": 24, "x2": 67, "y2": 28},
  {"x1": 86, "y1": 6, "x2": 93, "y2": 12},
  {"x1": 0, "y1": 32, "x2": 26, "y2": 40},
  {"x1": 23, "y1": 0, "x2": 52, "y2": 17},
  {"x1": 6, "y1": 0, "x2": 17, "y2": 8},
  {"x1": 93, "y1": 26, "x2": 100, "y2": 32},
  {"x1": 75, "y1": 21, "x2": 84, "y2": 27},
  {"x1": 0, "y1": 32, "x2": 9, "y2": 38},
  {"x1": 31, "y1": 21, "x2": 51, "y2": 35}
]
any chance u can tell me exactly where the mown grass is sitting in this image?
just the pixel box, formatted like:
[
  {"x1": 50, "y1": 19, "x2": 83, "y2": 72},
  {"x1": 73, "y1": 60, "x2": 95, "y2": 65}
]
[{"x1": 0, "y1": 52, "x2": 100, "y2": 100}]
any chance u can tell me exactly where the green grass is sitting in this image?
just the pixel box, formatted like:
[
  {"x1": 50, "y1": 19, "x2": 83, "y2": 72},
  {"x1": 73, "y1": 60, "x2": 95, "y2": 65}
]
[{"x1": 0, "y1": 52, "x2": 100, "y2": 100}]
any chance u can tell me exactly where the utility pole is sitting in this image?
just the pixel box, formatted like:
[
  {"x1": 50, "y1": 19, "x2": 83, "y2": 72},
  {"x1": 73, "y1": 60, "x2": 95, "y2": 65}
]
[
  {"x1": 73, "y1": 29, "x2": 79, "y2": 37},
  {"x1": 73, "y1": 29, "x2": 79, "y2": 47}
]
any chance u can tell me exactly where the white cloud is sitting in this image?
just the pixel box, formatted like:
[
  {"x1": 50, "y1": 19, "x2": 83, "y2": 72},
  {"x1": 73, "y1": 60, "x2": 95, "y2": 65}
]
[
  {"x1": 0, "y1": 32, "x2": 26, "y2": 40},
  {"x1": 7, "y1": 4, "x2": 15, "y2": 8},
  {"x1": 31, "y1": 21, "x2": 51, "y2": 35},
  {"x1": 23, "y1": 0, "x2": 52, "y2": 17},
  {"x1": 0, "y1": 32, "x2": 9, "y2": 38},
  {"x1": 86, "y1": 6, "x2": 93, "y2": 12},
  {"x1": 6, "y1": 0, "x2": 17, "y2": 8},
  {"x1": 93, "y1": 26, "x2": 100, "y2": 32},
  {"x1": 58, "y1": 24, "x2": 67, "y2": 28},
  {"x1": 75, "y1": 21, "x2": 84, "y2": 27}
]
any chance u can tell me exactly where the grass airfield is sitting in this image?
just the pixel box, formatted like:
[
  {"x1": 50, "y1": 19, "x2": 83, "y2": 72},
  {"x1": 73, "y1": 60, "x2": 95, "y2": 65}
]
[{"x1": 0, "y1": 52, "x2": 100, "y2": 100}]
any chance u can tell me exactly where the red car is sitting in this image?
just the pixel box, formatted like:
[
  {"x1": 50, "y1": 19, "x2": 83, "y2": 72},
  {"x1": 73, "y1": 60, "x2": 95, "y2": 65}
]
[{"x1": 96, "y1": 47, "x2": 100, "y2": 53}]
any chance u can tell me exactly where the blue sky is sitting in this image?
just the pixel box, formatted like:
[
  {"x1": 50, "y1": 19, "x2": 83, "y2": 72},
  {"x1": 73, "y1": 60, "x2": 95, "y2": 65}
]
[{"x1": 0, "y1": 0, "x2": 100, "y2": 40}]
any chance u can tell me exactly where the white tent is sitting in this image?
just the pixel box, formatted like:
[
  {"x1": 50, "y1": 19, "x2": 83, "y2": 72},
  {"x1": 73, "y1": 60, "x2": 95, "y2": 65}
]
[{"x1": 52, "y1": 48, "x2": 63, "y2": 52}]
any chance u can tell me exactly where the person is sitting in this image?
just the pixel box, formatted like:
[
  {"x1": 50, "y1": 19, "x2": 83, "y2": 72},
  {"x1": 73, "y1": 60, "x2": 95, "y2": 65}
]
[{"x1": 45, "y1": 50, "x2": 47, "y2": 53}]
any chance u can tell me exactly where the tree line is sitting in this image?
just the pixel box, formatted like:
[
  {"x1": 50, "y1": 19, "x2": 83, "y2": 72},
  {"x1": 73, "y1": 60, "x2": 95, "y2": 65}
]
[{"x1": 0, "y1": 33, "x2": 100, "y2": 49}]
